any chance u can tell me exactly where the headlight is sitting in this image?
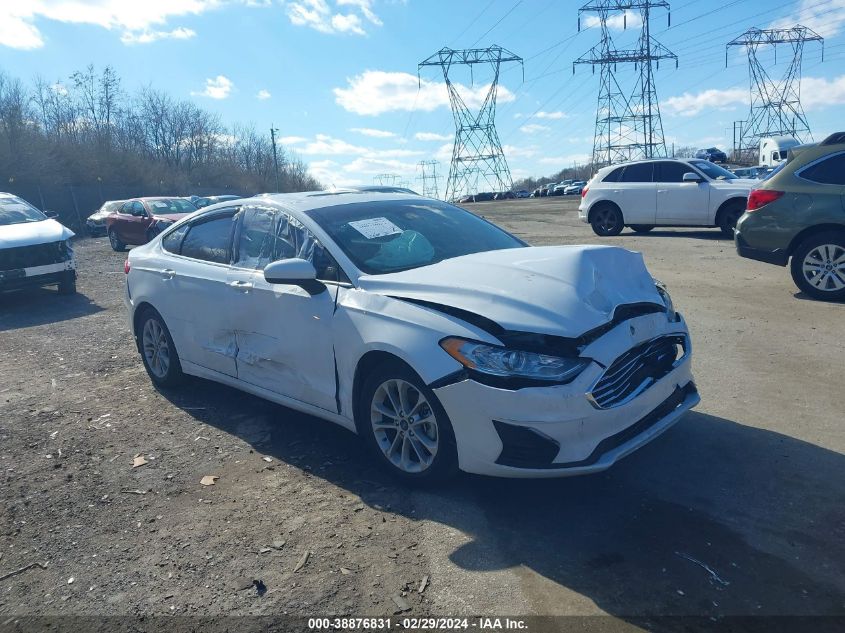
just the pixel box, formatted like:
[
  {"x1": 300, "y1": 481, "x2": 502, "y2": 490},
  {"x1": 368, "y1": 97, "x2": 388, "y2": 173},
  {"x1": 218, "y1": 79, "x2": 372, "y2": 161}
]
[
  {"x1": 440, "y1": 337, "x2": 590, "y2": 384},
  {"x1": 654, "y1": 281, "x2": 677, "y2": 321}
]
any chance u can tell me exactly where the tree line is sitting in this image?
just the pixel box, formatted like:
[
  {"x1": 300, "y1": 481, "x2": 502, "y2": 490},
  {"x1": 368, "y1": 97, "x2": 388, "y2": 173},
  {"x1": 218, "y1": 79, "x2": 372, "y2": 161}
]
[{"x1": 0, "y1": 64, "x2": 319, "y2": 195}]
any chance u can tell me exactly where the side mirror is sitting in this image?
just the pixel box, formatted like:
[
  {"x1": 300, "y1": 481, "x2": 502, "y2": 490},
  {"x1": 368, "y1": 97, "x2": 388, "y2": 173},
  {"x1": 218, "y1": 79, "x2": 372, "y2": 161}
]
[
  {"x1": 263, "y1": 258, "x2": 325, "y2": 294},
  {"x1": 682, "y1": 172, "x2": 702, "y2": 183},
  {"x1": 43, "y1": 210, "x2": 59, "y2": 219}
]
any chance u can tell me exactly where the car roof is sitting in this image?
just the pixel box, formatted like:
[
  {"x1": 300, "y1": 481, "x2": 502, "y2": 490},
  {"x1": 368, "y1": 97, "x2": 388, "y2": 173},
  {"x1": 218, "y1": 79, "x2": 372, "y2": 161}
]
[{"x1": 237, "y1": 190, "x2": 432, "y2": 214}]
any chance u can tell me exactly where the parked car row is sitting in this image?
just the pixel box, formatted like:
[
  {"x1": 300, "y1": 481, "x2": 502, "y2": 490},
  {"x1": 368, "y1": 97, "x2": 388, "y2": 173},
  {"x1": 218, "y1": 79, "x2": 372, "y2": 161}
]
[{"x1": 577, "y1": 133, "x2": 845, "y2": 300}]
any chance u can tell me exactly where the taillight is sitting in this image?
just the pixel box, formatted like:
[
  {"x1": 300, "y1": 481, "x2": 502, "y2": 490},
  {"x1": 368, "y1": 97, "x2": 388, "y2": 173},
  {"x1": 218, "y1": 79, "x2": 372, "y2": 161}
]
[
  {"x1": 581, "y1": 186, "x2": 589, "y2": 198},
  {"x1": 124, "y1": 259, "x2": 131, "y2": 275},
  {"x1": 747, "y1": 189, "x2": 784, "y2": 211}
]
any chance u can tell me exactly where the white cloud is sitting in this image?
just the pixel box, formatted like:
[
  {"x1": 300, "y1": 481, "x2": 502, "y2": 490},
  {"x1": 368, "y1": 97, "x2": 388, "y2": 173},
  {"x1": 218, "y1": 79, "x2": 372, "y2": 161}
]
[
  {"x1": 256, "y1": 89, "x2": 272, "y2": 100},
  {"x1": 334, "y1": 70, "x2": 515, "y2": 116},
  {"x1": 502, "y1": 145, "x2": 539, "y2": 159},
  {"x1": 351, "y1": 127, "x2": 397, "y2": 138},
  {"x1": 279, "y1": 136, "x2": 307, "y2": 145},
  {"x1": 539, "y1": 153, "x2": 591, "y2": 166},
  {"x1": 300, "y1": 134, "x2": 369, "y2": 156},
  {"x1": 415, "y1": 132, "x2": 452, "y2": 142},
  {"x1": 584, "y1": 10, "x2": 642, "y2": 31},
  {"x1": 192, "y1": 75, "x2": 234, "y2": 100},
  {"x1": 520, "y1": 124, "x2": 550, "y2": 134},
  {"x1": 120, "y1": 26, "x2": 196, "y2": 44},
  {"x1": 770, "y1": 0, "x2": 845, "y2": 38},
  {"x1": 801, "y1": 75, "x2": 845, "y2": 110},
  {"x1": 286, "y1": 0, "x2": 382, "y2": 36},
  {"x1": 663, "y1": 87, "x2": 747, "y2": 117},
  {"x1": 535, "y1": 111, "x2": 567, "y2": 120},
  {"x1": 0, "y1": 1, "x2": 219, "y2": 49}
]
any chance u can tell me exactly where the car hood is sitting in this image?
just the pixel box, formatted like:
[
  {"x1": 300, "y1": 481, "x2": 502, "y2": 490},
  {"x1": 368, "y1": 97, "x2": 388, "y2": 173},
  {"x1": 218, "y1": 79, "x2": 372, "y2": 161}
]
[
  {"x1": 357, "y1": 245, "x2": 664, "y2": 338},
  {"x1": 712, "y1": 178, "x2": 756, "y2": 189},
  {"x1": 0, "y1": 219, "x2": 75, "y2": 249}
]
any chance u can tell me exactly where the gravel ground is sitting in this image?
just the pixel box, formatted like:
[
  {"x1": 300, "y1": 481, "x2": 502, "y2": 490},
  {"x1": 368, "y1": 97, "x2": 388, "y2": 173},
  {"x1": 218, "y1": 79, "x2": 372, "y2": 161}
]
[{"x1": 0, "y1": 197, "x2": 843, "y2": 629}]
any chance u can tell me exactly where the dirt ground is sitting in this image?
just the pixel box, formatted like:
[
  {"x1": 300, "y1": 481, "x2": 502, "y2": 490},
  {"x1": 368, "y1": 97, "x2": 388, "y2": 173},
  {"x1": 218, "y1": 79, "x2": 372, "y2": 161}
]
[{"x1": 1, "y1": 197, "x2": 843, "y2": 629}]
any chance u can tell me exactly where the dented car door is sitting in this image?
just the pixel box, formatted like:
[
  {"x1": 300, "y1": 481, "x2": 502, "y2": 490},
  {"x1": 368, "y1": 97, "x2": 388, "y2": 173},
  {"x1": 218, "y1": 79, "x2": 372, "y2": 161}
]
[{"x1": 228, "y1": 206, "x2": 338, "y2": 412}]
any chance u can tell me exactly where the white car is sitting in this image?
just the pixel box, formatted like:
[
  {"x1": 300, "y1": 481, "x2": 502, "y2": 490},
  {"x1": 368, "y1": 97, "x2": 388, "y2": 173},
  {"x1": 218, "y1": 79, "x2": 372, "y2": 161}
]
[
  {"x1": 124, "y1": 192, "x2": 698, "y2": 482},
  {"x1": 0, "y1": 193, "x2": 76, "y2": 295},
  {"x1": 563, "y1": 181, "x2": 587, "y2": 195},
  {"x1": 578, "y1": 158, "x2": 756, "y2": 236}
]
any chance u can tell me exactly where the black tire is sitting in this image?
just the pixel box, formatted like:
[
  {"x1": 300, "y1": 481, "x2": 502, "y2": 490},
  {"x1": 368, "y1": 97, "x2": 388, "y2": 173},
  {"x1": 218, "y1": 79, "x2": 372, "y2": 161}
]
[
  {"x1": 790, "y1": 233, "x2": 845, "y2": 302},
  {"x1": 108, "y1": 228, "x2": 126, "y2": 252},
  {"x1": 57, "y1": 272, "x2": 76, "y2": 295},
  {"x1": 136, "y1": 308, "x2": 184, "y2": 388},
  {"x1": 630, "y1": 225, "x2": 654, "y2": 233},
  {"x1": 357, "y1": 361, "x2": 459, "y2": 484},
  {"x1": 718, "y1": 201, "x2": 746, "y2": 236},
  {"x1": 590, "y1": 204, "x2": 624, "y2": 236}
]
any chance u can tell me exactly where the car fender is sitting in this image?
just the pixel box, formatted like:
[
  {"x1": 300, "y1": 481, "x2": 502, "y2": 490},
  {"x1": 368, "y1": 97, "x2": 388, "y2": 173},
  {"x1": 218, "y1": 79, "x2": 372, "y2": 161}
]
[{"x1": 332, "y1": 289, "x2": 503, "y2": 420}]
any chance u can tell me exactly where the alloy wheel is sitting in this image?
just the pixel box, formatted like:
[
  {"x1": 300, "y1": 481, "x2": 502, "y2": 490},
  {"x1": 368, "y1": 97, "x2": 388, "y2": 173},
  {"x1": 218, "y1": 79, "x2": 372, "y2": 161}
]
[
  {"x1": 142, "y1": 318, "x2": 171, "y2": 379},
  {"x1": 802, "y1": 244, "x2": 845, "y2": 292},
  {"x1": 370, "y1": 378, "x2": 438, "y2": 473},
  {"x1": 594, "y1": 208, "x2": 620, "y2": 234}
]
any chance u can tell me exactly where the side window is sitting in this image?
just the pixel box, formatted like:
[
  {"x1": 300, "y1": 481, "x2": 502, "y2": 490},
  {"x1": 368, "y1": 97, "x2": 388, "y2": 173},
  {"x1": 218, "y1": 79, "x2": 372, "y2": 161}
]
[
  {"x1": 120, "y1": 202, "x2": 133, "y2": 214},
  {"x1": 655, "y1": 161, "x2": 691, "y2": 183},
  {"x1": 234, "y1": 205, "x2": 346, "y2": 282},
  {"x1": 180, "y1": 214, "x2": 236, "y2": 264},
  {"x1": 235, "y1": 206, "x2": 277, "y2": 270},
  {"x1": 603, "y1": 167, "x2": 625, "y2": 183},
  {"x1": 162, "y1": 224, "x2": 189, "y2": 254},
  {"x1": 131, "y1": 201, "x2": 146, "y2": 216},
  {"x1": 800, "y1": 153, "x2": 845, "y2": 185},
  {"x1": 620, "y1": 162, "x2": 654, "y2": 183}
]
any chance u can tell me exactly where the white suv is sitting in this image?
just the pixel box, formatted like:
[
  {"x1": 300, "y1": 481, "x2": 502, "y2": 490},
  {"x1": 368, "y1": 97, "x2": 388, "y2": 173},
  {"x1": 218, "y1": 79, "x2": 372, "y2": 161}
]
[{"x1": 578, "y1": 159, "x2": 755, "y2": 236}]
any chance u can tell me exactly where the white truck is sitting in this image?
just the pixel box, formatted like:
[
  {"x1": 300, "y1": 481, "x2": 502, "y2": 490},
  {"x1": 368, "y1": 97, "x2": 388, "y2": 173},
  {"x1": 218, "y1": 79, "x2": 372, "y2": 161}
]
[{"x1": 759, "y1": 136, "x2": 800, "y2": 167}]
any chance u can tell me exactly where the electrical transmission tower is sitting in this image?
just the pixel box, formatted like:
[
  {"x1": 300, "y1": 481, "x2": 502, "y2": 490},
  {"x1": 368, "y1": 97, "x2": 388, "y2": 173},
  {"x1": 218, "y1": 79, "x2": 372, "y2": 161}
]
[
  {"x1": 373, "y1": 173, "x2": 399, "y2": 186},
  {"x1": 417, "y1": 160, "x2": 440, "y2": 199},
  {"x1": 574, "y1": 1, "x2": 677, "y2": 169},
  {"x1": 727, "y1": 25, "x2": 823, "y2": 162},
  {"x1": 419, "y1": 46, "x2": 523, "y2": 201}
]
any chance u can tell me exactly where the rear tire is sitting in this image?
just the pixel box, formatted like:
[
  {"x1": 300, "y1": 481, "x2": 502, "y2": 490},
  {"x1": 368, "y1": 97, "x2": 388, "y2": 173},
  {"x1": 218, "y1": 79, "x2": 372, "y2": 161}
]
[
  {"x1": 108, "y1": 229, "x2": 126, "y2": 252},
  {"x1": 790, "y1": 233, "x2": 845, "y2": 301},
  {"x1": 718, "y1": 201, "x2": 746, "y2": 236},
  {"x1": 630, "y1": 225, "x2": 654, "y2": 233},
  {"x1": 137, "y1": 308, "x2": 184, "y2": 387},
  {"x1": 357, "y1": 361, "x2": 459, "y2": 484},
  {"x1": 590, "y1": 204, "x2": 624, "y2": 237}
]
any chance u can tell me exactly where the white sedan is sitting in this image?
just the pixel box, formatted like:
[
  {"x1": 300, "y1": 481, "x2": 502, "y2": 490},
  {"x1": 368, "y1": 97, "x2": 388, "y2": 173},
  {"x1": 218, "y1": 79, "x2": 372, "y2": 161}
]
[{"x1": 124, "y1": 191, "x2": 698, "y2": 482}]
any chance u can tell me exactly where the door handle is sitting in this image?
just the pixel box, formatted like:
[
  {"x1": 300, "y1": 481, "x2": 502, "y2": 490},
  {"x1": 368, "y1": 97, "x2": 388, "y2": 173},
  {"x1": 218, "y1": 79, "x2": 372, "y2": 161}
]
[
  {"x1": 160, "y1": 268, "x2": 175, "y2": 280},
  {"x1": 657, "y1": 189, "x2": 667, "y2": 193},
  {"x1": 228, "y1": 280, "x2": 253, "y2": 291}
]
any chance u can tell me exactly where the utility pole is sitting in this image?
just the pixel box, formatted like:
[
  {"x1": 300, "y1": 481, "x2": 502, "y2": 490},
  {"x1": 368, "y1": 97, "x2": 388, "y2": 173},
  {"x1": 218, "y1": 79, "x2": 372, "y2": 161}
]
[
  {"x1": 419, "y1": 45, "x2": 523, "y2": 201},
  {"x1": 727, "y1": 26, "x2": 823, "y2": 163},
  {"x1": 417, "y1": 160, "x2": 440, "y2": 199},
  {"x1": 270, "y1": 125, "x2": 281, "y2": 192}
]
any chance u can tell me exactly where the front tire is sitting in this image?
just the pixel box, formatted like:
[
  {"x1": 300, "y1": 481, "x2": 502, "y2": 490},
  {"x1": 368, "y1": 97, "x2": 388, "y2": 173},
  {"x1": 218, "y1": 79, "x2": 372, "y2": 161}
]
[
  {"x1": 590, "y1": 204, "x2": 624, "y2": 236},
  {"x1": 108, "y1": 229, "x2": 126, "y2": 252},
  {"x1": 630, "y1": 225, "x2": 654, "y2": 233},
  {"x1": 57, "y1": 272, "x2": 76, "y2": 295},
  {"x1": 718, "y1": 201, "x2": 746, "y2": 236},
  {"x1": 358, "y1": 362, "x2": 458, "y2": 484},
  {"x1": 138, "y1": 308, "x2": 184, "y2": 387},
  {"x1": 790, "y1": 234, "x2": 845, "y2": 301}
]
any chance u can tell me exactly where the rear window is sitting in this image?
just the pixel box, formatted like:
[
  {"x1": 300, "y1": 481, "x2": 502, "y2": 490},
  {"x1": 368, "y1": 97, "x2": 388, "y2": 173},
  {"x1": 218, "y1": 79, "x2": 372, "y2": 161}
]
[
  {"x1": 178, "y1": 214, "x2": 236, "y2": 264},
  {"x1": 148, "y1": 198, "x2": 197, "y2": 213},
  {"x1": 602, "y1": 167, "x2": 625, "y2": 182},
  {"x1": 619, "y1": 163, "x2": 654, "y2": 183},
  {"x1": 799, "y1": 153, "x2": 845, "y2": 185}
]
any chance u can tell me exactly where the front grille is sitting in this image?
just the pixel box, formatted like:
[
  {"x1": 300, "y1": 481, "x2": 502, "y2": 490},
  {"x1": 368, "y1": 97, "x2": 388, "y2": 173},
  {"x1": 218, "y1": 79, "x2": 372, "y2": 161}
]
[
  {"x1": 589, "y1": 335, "x2": 686, "y2": 409},
  {"x1": 0, "y1": 241, "x2": 70, "y2": 272}
]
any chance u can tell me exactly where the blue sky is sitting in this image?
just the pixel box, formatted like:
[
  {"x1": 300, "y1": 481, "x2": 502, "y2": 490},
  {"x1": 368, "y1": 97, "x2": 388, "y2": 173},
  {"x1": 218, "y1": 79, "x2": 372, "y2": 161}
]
[{"x1": 2, "y1": 0, "x2": 844, "y2": 189}]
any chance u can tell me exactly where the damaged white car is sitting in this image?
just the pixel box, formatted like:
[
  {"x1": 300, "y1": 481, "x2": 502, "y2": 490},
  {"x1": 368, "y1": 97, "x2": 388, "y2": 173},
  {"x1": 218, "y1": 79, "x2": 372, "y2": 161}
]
[
  {"x1": 0, "y1": 193, "x2": 76, "y2": 295},
  {"x1": 124, "y1": 191, "x2": 698, "y2": 481}
]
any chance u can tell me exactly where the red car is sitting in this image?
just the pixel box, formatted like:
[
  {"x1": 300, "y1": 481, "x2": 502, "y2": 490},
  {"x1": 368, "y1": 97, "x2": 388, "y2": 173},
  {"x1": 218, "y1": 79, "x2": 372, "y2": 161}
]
[{"x1": 106, "y1": 197, "x2": 197, "y2": 251}]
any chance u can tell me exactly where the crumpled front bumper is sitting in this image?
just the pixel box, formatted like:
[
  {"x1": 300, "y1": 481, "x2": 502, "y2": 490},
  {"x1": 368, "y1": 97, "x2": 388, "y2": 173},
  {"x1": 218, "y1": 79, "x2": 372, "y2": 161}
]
[{"x1": 432, "y1": 313, "x2": 698, "y2": 478}]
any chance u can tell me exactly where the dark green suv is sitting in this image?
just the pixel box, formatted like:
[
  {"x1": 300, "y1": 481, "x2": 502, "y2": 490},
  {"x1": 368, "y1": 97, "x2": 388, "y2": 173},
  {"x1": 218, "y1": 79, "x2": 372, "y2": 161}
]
[{"x1": 735, "y1": 132, "x2": 845, "y2": 301}]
